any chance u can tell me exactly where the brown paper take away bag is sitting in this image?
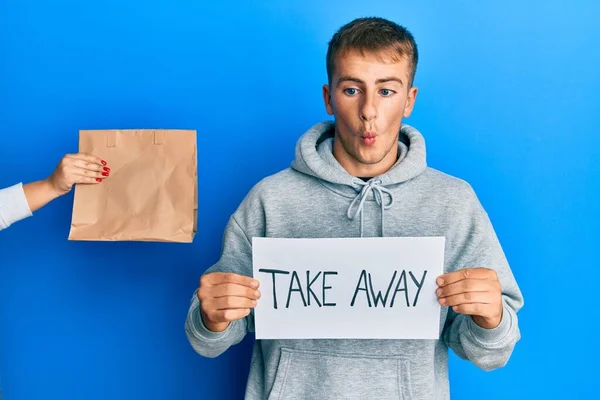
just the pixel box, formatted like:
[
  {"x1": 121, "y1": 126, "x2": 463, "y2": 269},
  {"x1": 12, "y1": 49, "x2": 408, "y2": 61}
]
[{"x1": 68, "y1": 129, "x2": 197, "y2": 243}]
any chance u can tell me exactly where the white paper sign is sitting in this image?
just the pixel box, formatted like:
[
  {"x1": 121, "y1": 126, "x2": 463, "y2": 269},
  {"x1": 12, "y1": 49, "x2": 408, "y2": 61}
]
[{"x1": 252, "y1": 237, "x2": 445, "y2": 340}]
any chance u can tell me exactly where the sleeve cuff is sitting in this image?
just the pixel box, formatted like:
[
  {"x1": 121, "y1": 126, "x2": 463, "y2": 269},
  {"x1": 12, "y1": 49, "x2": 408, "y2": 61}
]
[
  {"x1": 467, "y1": 305, "x2": 513, "y2": 344},
  {"x1": 0, "y1": 183, "x2": 33, "y2": 229}
]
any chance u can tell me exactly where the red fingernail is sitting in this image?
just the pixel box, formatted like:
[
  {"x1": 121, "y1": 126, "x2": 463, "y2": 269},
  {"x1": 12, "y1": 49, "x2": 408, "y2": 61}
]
[
  {"x1": 102, "y1": 172, "x2": 109, "y2": 176},
  {"x1": 101, "y1": 160, "x2": 107, "y2": 166},
  {"x1": 96, "y1": 178, "x2": 102, "y2": 182},
  {"x1": 103, "y1": 167, "x2": 110, "y2": 172}
]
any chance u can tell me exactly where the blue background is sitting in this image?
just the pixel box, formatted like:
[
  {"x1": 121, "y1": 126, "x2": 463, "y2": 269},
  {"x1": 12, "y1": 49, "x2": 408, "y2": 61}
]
[{"x1": 1, "y1": 1, "x2": 598, "y2": 399}]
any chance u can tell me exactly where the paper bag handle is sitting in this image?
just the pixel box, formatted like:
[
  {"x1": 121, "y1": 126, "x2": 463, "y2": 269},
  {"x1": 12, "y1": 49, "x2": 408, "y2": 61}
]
[{"x1": 106, "y1": 130, "x2": 165, "y2": 147}]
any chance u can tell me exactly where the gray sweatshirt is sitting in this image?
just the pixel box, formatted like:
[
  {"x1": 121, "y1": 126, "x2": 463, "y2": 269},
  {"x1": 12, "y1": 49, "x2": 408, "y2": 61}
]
[
  {"x1": 0, "y1": 183, "x2": 32, "y2": 230},
  {"x1": 185, "y1": 121, "x2": 523, "y2": 400}
]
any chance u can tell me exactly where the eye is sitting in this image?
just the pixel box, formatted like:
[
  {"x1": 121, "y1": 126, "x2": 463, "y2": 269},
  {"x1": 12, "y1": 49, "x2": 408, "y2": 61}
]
[
  {"x1": 343, "y1": 88, "x2": 358, "y2": 96},
  {"x1": 379, "y1": 89, "x2": 396, "y2": 97}
]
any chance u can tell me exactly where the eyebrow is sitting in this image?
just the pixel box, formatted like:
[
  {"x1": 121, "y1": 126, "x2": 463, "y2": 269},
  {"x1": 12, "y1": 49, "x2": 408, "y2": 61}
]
[{"x1": 337, "y1": 76, "x2": 405, "y2": 87}]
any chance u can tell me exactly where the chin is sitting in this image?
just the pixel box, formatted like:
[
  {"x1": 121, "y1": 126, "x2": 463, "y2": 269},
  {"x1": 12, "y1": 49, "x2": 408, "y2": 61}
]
[{"x1": 356, "y1": 152, "x2": 385, "y2": 165}]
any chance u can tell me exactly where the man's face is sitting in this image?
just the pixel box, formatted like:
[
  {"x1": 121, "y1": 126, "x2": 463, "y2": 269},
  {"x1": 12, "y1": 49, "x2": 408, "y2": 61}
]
[{"x1": 323, "y1": 50, "x2": 418, "y2": 176}]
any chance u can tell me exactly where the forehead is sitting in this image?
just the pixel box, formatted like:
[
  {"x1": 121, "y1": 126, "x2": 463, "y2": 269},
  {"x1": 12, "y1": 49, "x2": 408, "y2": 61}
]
[{"x1": 333, "y1": 49, "x2": 411, "y2": 82}]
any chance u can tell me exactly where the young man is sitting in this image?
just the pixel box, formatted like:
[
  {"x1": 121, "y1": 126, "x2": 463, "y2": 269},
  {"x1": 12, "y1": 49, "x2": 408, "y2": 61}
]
[
  {"x1": 185, "y1": 17, "x2": 523, "y2": 399},
  {"x1": 0, "y1": 153, "x2": 110, "y2": 230}
]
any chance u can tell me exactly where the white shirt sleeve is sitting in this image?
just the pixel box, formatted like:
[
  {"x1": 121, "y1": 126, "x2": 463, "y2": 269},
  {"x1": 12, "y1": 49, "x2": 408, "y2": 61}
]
[{"x1": 0, "y1": 183, "x2": 33, "y2": 230}]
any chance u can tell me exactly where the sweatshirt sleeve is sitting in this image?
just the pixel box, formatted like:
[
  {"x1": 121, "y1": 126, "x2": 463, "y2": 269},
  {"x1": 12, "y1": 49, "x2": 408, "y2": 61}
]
[
  {"x1": 0, "y1": 183, "x2": 33, "y2": 231},
  {"x1": 185, "y1": 215, "x2": 257, "y2": 358},
  {"x1": 442, "y1": 186, "x2": 524, "y2": 371}
]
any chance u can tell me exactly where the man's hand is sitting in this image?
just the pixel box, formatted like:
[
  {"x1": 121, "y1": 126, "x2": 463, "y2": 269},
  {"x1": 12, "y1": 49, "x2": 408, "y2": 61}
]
[
  {"x1": 436, "y1": 268, "x2": 503, "y2": 329},
  {"x1": 197, "y1": 272, "x2": 261, "y2": 332}
]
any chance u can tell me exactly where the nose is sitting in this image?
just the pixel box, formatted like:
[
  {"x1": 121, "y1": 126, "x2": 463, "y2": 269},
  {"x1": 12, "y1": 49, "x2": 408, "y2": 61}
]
[{"x1": 360, "y1": 92, "x2": 377, "y2": 122}]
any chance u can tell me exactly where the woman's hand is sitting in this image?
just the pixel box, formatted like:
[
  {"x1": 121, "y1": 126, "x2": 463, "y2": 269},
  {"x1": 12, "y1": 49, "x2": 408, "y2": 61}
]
[
  {"x1": 47, "y1": 153, "x2": 110, "y2": 195},
  {"x1": 23, "y1": 153, "x2": 111, "y2": 212}
]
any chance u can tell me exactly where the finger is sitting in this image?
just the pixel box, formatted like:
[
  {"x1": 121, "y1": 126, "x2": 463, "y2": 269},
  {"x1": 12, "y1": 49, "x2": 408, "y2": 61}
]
[
  {"x1": 210, "y1": 296, "x2": 257, "y2": 310},
  {"x1": 207, "y1": 308, "x2": 251, "y2": 323},
  {"x1": 63, "y1": 158, "x2": 108, "y2": 178},
  {"x1": 201, "y1": 272, "x2": 259, "y2": 289},
  {"x1": 210, "y1": 283, "x2": 261, "y2": 300},
  {"x1": 68, "y1": 166, "x2": 105, "y2": 179},
  {"x1": 70, "y1": 159, "x2": 108, "y2": 174},
  {"x1": 436, "y1": 279, "x2": 494, "y2": 298},
  {"x1": 439, "y1": 291, "x2": 492, "y2": 306},
  {"x1": 73, "y1": 176, "x2": 104, "y2": 184},
  {"x1": 437, "y1": 268, "x2": 495, "y2": 287},
  {"x1": 451, "y1": 303, "x2": 495, "y2": 318},
  {"x1": 67, "y1": 153, "x2": 107, "y2": 166}
]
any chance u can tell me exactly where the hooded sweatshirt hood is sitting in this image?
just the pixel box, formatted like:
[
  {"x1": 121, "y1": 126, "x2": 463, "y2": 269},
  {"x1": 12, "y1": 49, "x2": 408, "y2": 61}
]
[
  {"x1": 291, "y1": 120, "x2": 427, "y2": 189},
  {"x1": 291, "y1": 121, "x2": 428, "y2": 236}
]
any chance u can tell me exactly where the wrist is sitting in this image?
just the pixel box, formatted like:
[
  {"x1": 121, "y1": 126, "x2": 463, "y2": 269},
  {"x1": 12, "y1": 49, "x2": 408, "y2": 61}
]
[
  {"x1": 472, "y1": 311, "x2": 502, "y2": 329},
  {"x1": 43, "y1": 177, "x2": 65, "y2": 198},
  {"x1": 201, "y1": 310, "x2": 230, "y2": 332}
]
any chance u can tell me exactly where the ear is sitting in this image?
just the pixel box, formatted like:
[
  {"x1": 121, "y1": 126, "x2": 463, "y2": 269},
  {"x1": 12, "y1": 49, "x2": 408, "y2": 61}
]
[
  {"x1": 403, "y1": 86, "x2": 418, "y2": 118},
  {"x1": 323, "y1": 84, "x2": 334, "y2": 116}
]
